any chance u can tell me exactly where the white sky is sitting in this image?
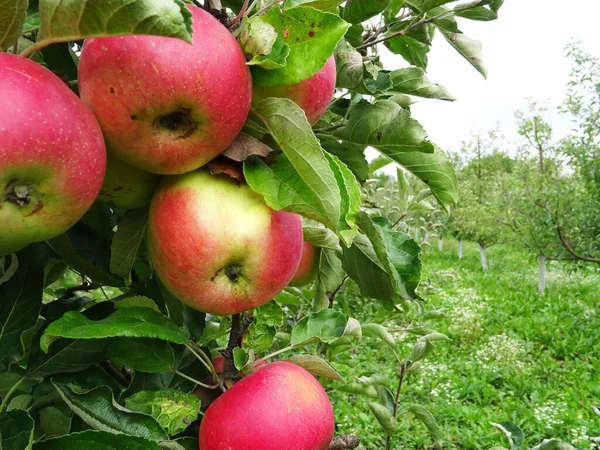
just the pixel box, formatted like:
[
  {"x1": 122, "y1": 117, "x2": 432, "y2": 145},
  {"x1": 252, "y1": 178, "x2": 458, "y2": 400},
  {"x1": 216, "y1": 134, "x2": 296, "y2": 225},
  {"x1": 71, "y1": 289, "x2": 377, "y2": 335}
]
[{"x1": 378, "y1": 0, "x2": 599, "y2": 154}]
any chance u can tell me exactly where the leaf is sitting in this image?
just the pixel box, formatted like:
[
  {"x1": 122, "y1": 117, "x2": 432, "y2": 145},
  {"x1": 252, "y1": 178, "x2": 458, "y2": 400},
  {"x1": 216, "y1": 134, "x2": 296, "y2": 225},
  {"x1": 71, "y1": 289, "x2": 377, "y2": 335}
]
[
  {"x1": 388, "y1": 67, "x2": 455, "y2": 101},
  {"x1": 0, "y1": 245, "x2": 47, "y2": 374},
  {"x1": 23, "y1": 9, "x2": 41, "y2": 33},
  {"x1": 283, "y1": 0, "x2": 344, "y2": 9},
  {"x1": 389, "y1": 145, "x2": 458, "y2": 210},
  {"x1": 251, "y1": 6, "x2": 350, "y2": 86},
  {"x1": 0, "y1": 0, "x2": 27, "y2": 51},
  {"x1": 301, "y1": 218, "x2": 342, "y2": 251},
  {"x1": 7, "y1": 394, "x2": 32, "y2": 411},
  {"x1": 408, "y1": 340, "x2": 434, "y2": 362},
  {"x1": 335, "y1": 99, "x2": 434, "y2": 155},
  {"x1": 491, "y1": 421, "x2": 525, "y2": 450},
  {"x1": 53, "y1": 383, "x2": 168, "y2": 441},
  {"x1": 343, "y1": 0, "x2": 392, "y2": 24},
  {"x1": 335, "y1": 43, "x2": 364, "y2": 89},
  {"x1": 408, "y1": 0, "x2": 457, "y2": 11},
  {"x1": 222, "y1": 134, "x2": 273, "y2": 162},
  {"x1": 107, "y1": 338, "x2": 175, "y2": 373},
  {"x1": 417, "y1": 332, "x2": 450, "y2": 342},
  {"x1": 40, "y1": 307, "x2": 190, "y2": 353},
  {"x1": 343, "y1": 317, "x2": 362, "y2": 341},
  {"x1": 116, "y1": 296, "x2": 160, "y2": 312},
  {"x1": 38, "y1": 406, "x2": 72, "y2": 439},
  {"x1": 531, "y1": 440, "x2": 577, "y2": 450},
  {"x1": 368, "y1": 402, "x2": 397, "y2": 436},
  {"x1": 238, "y1": 17, "x2": 290, "y2": 69},
  {"x1": 290, "y1": 309, "x2": 349, "y2": 346},
  {"x1": 30, "y1": 0, "x2": 193, "y2": 56},
  {"x1": 0, "y1": 253, "x2": 18, "y2": 286},
  {"x1": 322, "y1": 140, "x2": 370, "y2": 184},
  {"x1": 386, "y1": 35, "x2": 430, "y2": 69},
  {"x1": 110, "y1": 208, "x2": 148, "y2": 286},
  {"x1": 362, "y1": 323, "x2": 395, "y2": 348},
  {"x1": 33, "y1": 430, "x2": 163, "y2": 450},
  {"x1": 286, "y1": 354, "x2": 343, "y2": 380},
  {"x1": 125, "y1": 389, "x2": 199, "y2": 436},
  {"x1": 439, "y1": 29, "x2": 487, "y2": 78},
  {"x1": 0, "y1": 409, "x2": 34, "y2": 449},
  {"x1": 314, "y1": 248, "x2": 346, "y2": 309},
  {"x1": 407, "y1": 405, "x2": 443, "y2": 442},
  {"x1": 159, "y1": 438, "x2": 199, "y2": 450},
  {"x1": 233, "y1": 347, "x2": 250, "y2": 371}
]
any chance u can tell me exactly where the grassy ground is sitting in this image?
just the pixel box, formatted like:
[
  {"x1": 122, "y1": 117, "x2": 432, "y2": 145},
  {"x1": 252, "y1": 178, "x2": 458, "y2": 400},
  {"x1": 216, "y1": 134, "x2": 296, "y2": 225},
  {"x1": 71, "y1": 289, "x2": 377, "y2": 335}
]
[{"x1": 329, "y1": 240, "x2": 600, "y2": 449}]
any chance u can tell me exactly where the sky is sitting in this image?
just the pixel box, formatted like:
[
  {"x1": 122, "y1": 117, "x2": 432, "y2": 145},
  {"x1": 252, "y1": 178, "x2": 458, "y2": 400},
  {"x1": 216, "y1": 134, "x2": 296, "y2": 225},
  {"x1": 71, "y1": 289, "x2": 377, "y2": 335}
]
[{"x1": 379, "y1": 0, "x2": 600, "y2": 155}]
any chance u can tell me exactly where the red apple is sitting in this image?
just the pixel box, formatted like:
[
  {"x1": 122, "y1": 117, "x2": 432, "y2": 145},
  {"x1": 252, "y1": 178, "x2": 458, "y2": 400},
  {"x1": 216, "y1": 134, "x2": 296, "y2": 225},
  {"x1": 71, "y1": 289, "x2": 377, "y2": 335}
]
[
  {"x1": 199, "y1": 361, "x2": 334, "y2": 450},
  {"x1": 212, "y1": 355, "x2": 225, "y2": 374},
  {"x1": 97, "y1": 153, "x2": 161, "y2": 209},
  {"x1": 147, "y1": 169, "x2": 303, "y2": 315},
  {"x1": 0, "y1": 53, "x2": 106, "y2": 256},
  {"x1": 252, "y1": 56, "x2": 336, "y2": 125},
  {"x1": 78, "y1": 5, "x2": 252, "y2": 175},
  {"x1": 289, "y1": 242, "x2": 321, "y2": 287}
]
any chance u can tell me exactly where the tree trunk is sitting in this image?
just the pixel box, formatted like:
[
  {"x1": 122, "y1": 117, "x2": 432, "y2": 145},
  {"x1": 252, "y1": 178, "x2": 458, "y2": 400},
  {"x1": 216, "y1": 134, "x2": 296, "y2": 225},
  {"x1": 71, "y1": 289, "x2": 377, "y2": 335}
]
[
  {"x1": 538, "y1": 254, "x2": 546, "y2": 295},
  {"x1": 438, "y1": 238, "x2": 443, "y2": 251},
  {"x1": 479, "y1": 243, "x2": 488, "y2": 271},
  {"x1": 457, "y1": 240, "x2": 463, "y2": 259}
]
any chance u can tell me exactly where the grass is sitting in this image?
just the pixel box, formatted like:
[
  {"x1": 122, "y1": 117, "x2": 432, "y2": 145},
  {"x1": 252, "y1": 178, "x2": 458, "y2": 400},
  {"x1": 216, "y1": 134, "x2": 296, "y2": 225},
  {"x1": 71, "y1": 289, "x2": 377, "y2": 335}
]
[{"x1": 329, "y1": 239, "x2": 600, "y2": 449}]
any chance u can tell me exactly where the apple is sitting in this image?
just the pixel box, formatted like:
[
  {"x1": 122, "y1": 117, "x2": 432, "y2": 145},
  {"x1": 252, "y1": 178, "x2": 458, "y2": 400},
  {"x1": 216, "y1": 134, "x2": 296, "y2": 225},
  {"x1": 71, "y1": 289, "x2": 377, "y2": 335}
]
[
  {"x1": 97, "y1": 153, "x2": 161, "y2": 209},
  {"x1": 147, "y1": 168, "x2": 303, "y2": 315},
  {"x1": 78, "y1": 5, "x2": 252, "y2": 175},
  {"x1": 199, "y1": 361, "x2": 334, "y2": 450},
  {"x1": 0, "y1": 53, "x2": 106, "y2": 256},
  {"x1": 252, "y1": 56, "x2": 336, "y2": 125},
  {"x1": 289, "y1": 241, "x2": 321, "y2": 287},
  {"x1": 212, "y1": 355, "x2": 225, "y2": 374}
]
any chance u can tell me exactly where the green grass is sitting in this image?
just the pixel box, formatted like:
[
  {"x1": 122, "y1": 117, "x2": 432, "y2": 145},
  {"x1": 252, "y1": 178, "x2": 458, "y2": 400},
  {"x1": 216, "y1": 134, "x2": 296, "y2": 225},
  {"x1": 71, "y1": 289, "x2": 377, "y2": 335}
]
[{"x1": 329, "y1": 240, "x2": 600, "y2": 449}]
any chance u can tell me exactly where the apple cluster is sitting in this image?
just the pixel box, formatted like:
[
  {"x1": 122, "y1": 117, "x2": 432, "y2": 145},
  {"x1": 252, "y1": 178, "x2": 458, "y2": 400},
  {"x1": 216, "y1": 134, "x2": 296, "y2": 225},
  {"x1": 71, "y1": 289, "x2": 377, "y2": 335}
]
[{"x1": 1, "y1": 5, "x2": 336, "y2": 449}]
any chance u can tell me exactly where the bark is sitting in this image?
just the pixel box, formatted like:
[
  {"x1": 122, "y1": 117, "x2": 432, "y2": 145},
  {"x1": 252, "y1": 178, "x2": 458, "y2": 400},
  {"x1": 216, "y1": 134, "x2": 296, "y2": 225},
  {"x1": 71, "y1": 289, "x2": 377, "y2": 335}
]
[
  {"x1": 538, "y1": 254, "x2": 546, "y2": 296},
  {"x1": 479, "y1": 243, "x2": 489, "y2": 271},
  {"x1": 438, "y1": 238, "x2": 443, "y2": 251},
  {"x1": 329, "y1": 436, "x2": 360, "y2": 449},
  {"x1": 457, "y1": 240, "x2": 463, "y2": 259}
]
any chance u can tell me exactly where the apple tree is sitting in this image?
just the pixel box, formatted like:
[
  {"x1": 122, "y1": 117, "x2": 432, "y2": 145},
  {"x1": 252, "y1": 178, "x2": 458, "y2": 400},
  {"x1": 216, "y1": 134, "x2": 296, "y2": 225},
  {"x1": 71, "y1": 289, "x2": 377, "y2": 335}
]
[{"x1": 0, "y1": 0, "x2": 503, "y2": 448}]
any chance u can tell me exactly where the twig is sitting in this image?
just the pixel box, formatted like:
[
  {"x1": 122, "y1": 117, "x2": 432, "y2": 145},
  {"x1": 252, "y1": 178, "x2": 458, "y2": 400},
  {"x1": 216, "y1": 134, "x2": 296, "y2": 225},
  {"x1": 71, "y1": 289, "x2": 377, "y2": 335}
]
[
  {"x1": 232, "y1": 0, "x2": 250, "y2": 23},
  {"x1": 328, "y1": 276, "x2": 349, "y2": 309},
  {"x1": 385, "y1": 361, "x2": 407, "y2": 450},
  {"x1": 100, "y1": 360, "x2": 131, "y2": 387},
  {"x1": 329, "y1": 435, "x2": 361, "y2": 450},
  {"x1": 222, "y1": 314, "x2": 244, "y2": 378},
  {"x1": 251, "y1": 0, "x2": 284, "y2": 17},
  {"x1": 174, "y1": 370, "x2": 219, "y2": 389}
]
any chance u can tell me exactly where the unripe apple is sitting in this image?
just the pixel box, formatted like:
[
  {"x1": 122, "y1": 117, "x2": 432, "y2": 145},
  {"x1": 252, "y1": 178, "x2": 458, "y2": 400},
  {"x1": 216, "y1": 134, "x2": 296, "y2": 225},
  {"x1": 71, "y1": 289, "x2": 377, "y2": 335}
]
[
  {"x1": 289, "y1": 241, "x2": 321, "y2": 287},
  {"x1": 252, "y1": 56, "x2": 336, "y2": 125},
  {"x1": 199, "y1": 361, "x2": 334, "y2": 450},
  {"x1": 97, "y1": 154, "x2": 161, "y2": 209},
  {"x1": 0, "y1": 53, "x2": 106, "y2": 256},
  {"x1": 147, "y1": 169, "x2": 303, "y2": 315},
  {"x1": 78, "y1": 5, "x2": 252, "y2": 175}
]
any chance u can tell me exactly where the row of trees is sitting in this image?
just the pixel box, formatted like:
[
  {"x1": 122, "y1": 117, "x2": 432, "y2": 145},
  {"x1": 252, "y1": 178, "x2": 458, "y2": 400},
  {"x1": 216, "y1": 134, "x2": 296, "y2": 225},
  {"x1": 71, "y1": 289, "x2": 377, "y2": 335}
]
[{"x1": 443, "y1": 43, "x2": 600, "y2": 294}]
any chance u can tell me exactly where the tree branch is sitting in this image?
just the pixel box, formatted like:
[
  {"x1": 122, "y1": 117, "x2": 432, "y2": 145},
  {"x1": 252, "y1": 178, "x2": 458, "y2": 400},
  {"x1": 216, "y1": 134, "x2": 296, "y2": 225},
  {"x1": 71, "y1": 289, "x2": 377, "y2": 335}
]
[
  {"x1": 100, "y1": 360, "x2": 131, "y2": 387},
  {"x1": 329, "y1": 435, "x2": 361, "y2": 450},
  {"x1": 222, "y1": 314, "x2": 244, "y2": 379}
]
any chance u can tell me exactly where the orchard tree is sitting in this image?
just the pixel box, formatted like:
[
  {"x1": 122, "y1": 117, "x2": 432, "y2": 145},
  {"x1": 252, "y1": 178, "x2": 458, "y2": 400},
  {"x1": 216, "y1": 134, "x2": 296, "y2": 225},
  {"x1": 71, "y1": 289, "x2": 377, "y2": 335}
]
[{"x1": 0, "y1": 1, "x2": 503, "y2": 449}]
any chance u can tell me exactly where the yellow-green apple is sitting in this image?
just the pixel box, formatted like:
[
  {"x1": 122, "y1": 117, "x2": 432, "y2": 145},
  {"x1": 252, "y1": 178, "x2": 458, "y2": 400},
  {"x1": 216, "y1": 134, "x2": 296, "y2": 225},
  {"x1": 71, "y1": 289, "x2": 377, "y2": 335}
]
[
  {"x1": 252, "y1": 56, "x2": 336, "y2": 125},
  {"x1": 0, "y1": 53, "x2": 106, "y2": 256},
  {"x1": 199, "y1": 361, "x2": 334, "y2": 450},
  {"x1": 78, "y1": 5, "x2": 252, "y2": 175},
  {"x1": 289, "y1": 241, "x2": 321, "y2": 287},
  {"x1": 97, "y1": 154, "x2": 161, "y2": 209},
  {"x1": 147, "y1": 168, "x2": 303, "y2": 315}
]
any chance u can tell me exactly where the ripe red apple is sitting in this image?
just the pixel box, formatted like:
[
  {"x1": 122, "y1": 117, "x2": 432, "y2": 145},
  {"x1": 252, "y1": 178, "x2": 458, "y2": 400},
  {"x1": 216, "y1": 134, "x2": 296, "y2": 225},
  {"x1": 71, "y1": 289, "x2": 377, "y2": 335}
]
[
  {"x1": 289, "y1": 242, "x2": 321, "y2": 287},
  {"x1": 212, "y1": 355, "x2": 225, "y2": 374},
  {"x1": 199, "y1": 361, "x2": 334, "y2": 450},
  {"x1": 78, "y1": 5, "x2": 252, "y2": 175},
  {"x1": 252, "y1": 56, "x2": 336, "y2": 125},
  {"x1": 147, "y1": 169, "x2": 303, "y2": 315},
  {"x1": 0, "y1": 53, "x2": 105, "y2": 256},
  {"x1": 97, "y1": 154, "x2": 161, "y2": 209}
]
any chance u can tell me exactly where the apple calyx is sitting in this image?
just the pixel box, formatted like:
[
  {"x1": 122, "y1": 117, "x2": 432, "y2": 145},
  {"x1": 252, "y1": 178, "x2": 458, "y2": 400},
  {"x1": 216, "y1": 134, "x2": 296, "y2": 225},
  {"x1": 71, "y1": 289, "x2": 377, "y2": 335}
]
[
  {"x1": 224, "y1": 264, "x2": 243, "y2": 283},
  {"x1": 152, "y1": 107, "x2": 198, "y2": 140}
]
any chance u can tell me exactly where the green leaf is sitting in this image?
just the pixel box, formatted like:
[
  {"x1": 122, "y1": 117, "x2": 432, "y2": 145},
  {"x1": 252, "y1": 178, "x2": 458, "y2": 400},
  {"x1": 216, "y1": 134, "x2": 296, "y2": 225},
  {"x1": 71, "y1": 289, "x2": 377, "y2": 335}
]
[
  {"x1": 0, "y1": 409, "x2": 34, "y2": 449},
  {"x1": 283, "y1": 0, "x2": 344, "y2": 9},
  {"x1": 384, "y1": 0, "x2": 406, "y2": 22},
  {"x1": 238, "y1": 17, "x2": 290, "y2": 69},
  {"x1": 342, "y1": 0, "x2": 392, "y2": 24},
  {"x1": 388, "y1": 67, "x2": 455, "y2": 101},
  {"x1": 23, "y1": 9, "x2": 41, "y2": 33},
  {"x1": 7, "y1": 393, "x2": 32, "y2": 411},
  {"x1": 290, "y1": 309, "x2": 349, "y2": 346},
  {"x1": 408, "y1": 340, "x2": 434, "y2": 362},
  {"x1": 0, "y1": 0, "x2": 27, "y2": 51},
  {"x1": 40, "y1": 307, "x2": 189, "y2": 352},
  {"x1": 531, "y1": 440, "x2": 577, "y2": 450},
  {"x1": 385, "y1": 35, "x2": 430, "y2": 69},
  {"x1": 116, "y1": 296, "x2": 160, "y2": 312},
  {"x1": 407, "y1": 0, "x2": 457, "y2": 11},
  {"x1": 251, "y1": 6, "x2": 350, "y2": 86},
  {"x1": 107, "y1": 338, "x2": 175, "y2": 373},
  {"x1": 0, "y1": 253, "x2": 18, "y2": 286},
  {"x1": 390, "y1": 145, "x2": 459, "y2": 210},
  {"x1": 335, "y1": 99, "x2": 434, "y2": 155},
  {"x1": 455, "y1": 6, "x2": 497, "y2": 21},
  {"x1": 368, "y1": 402, "x2": 397, "y2": 436},
  {"x1": 362, "y1": 323, "x2": 395, "y2": 348},
  {"x1": 33, "y1": 430, "x2": 162, "y2": 450},
  {"x1": 417, "y1": 332, "x2": 450, "y2": 342},
  {"x1": 38, "y1": 406, "x2": 72, "y2": 439},
  {"x1": 30, "y1": 0, "x2": 193, "y2": 56},
  {"x1": 491, "y1": 421, "x2": 525, "y2": 450},
  {"x1": 335, "y1": 43, "x2": 364, "y2": 89},
  {"x1": 0, "y1": 245, "x2": 46, "y2": 373},
  {"x1": 110, "y1": 208, "x2": 148, "y2": 286},
  {"x1": 159, "y1": 438, "x2": 199, "y2": 450},
  {"x1": 53, "y1": 383, "x2": 168, "y2": 441},
  {"x1": 439, "y1": 29, "x2": 487, "y2": 78},
  {"x1": 314, "y1": 247, "x2": 346, "y2": 310},
  {"x1": 301, "y1": 218, "x2": 342, "y2": 251},
  {"x1": 407, "y1": 405, "x2": 443, "y2": 442},
  {"x1": 125, "y1": 389, "x2": 199, "y2": 436},
  {"x1": 233, "y1": 347, "x2": 250, "y2": 371},
  {"x1": 286, "y1": 354, "x2": 343, "y2": 380}
]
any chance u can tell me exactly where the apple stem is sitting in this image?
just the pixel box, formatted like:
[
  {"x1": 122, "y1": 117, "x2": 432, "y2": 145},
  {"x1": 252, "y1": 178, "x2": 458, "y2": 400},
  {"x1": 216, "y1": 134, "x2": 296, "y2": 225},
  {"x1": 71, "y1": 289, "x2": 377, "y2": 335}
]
[
  {"x1": 174, "y1": 370, "x2": 219, "y2": 390},
  {"x1": 232, "y1": 0, "x2": 250, "y2": 23},
  {"x1": 185, "y1": 343, "x2": 219, "y2": 381}
]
